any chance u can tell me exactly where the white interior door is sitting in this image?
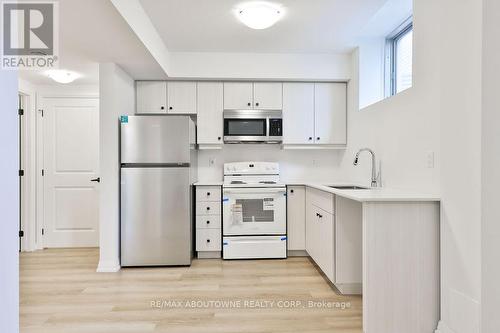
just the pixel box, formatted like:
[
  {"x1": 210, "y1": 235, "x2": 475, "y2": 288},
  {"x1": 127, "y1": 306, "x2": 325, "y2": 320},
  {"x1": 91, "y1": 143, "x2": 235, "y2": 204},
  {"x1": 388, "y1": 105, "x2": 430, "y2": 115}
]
[{"x1": 43, "y1": 97, "x2": 99, "y2": 248}]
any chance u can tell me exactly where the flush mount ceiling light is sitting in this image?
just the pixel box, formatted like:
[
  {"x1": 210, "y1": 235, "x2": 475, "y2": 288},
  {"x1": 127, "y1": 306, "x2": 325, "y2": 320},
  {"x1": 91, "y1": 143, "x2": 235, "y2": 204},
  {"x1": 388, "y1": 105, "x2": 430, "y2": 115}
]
[
  {"x1": 236, "y1": 2, "x2": 283, "y2": 30},
  {"x1": 45, "y1": 69, "x2": 81, "y2": 84}
]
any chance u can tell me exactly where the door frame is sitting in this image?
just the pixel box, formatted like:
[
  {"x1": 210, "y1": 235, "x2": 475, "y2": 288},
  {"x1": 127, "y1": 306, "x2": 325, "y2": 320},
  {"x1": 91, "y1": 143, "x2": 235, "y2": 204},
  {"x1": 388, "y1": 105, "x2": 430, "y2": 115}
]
[
  {"x1": 18, "y1": 84, "x2": 99, "y2": 251},
  {"x1": 17, "y1": 87, "x2": 38, "y2": 252},
  {"x1": 41, "y1": 95, "x2": 100, "y2": 248}
]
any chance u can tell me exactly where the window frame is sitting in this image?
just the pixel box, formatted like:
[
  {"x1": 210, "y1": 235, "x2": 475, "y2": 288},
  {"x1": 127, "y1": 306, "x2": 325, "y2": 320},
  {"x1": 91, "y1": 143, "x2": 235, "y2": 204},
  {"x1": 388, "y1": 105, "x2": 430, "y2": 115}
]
[{"x1": 385, "y1": 17, "x2": 414, "y2": 97}]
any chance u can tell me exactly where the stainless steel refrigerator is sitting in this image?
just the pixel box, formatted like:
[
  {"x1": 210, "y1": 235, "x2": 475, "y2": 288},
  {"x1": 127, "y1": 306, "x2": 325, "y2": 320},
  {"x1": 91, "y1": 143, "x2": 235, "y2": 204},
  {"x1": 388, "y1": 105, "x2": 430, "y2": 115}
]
[{"x1": 120, "y1": 115, "x2": 197, "y2": 266}]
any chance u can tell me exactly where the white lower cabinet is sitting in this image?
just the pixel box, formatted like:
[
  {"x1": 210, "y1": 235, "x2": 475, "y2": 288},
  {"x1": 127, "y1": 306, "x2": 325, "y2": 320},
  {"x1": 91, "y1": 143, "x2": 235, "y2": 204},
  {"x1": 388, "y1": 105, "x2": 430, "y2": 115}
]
[
  {"x1": 334, "y1": 196, "x2": 362, "y2": 294},
  {"x1": 287, "y1": 186, "x2": 306, "y2": 251},
  {"x1": 196, "y1": 229, "x2": 221, "y2": 252},
  {"x1": 223, "y1": 236, "x2": 286, "y2": 259},
  {"x1": 304, "y1": 187, "x2": 362, "y2": 294},
  {"x1": 195, "y1": 185, "x2": 222, "y2": 257},
  {"x1": 305, "y1": 187, "x2": 335, "y2": 283},
  {"x1": 196, "y1": 215, "x2": 221, "y2": 229}
]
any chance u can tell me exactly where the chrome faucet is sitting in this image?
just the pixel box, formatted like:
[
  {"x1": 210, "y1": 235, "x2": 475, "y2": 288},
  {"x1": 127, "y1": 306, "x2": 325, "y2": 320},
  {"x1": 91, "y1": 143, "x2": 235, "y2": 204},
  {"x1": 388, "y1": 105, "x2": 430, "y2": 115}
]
[{"x1": 353, "y1": 148, "x2": 381, "y2": 187}]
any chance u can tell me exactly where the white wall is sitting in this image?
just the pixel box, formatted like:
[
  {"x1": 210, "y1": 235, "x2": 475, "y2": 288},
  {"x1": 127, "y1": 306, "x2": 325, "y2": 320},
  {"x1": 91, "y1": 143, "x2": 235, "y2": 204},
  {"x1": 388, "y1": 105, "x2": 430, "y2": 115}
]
[
  {"x1": 169, "y1": 52, "x2": 351, "y2": 80},
  {"x1": 481, "y1": 0, "x2": 500, "y2": 332},
  {"x1": 198, "y1": 146, "x2": 347, "y2": 184},
  {"x1": 357, "y1": 38, "x2": 386, "y2": 109},
  {"x1": 97, "y1": 63, "x2": 135, "y2": 272},
  {"x1": 341, "y1": 0, "x2": 441, "y2": 193},
  {"x1": 349, "y1": 0, "x2": 484, "y2": 332},
  {"x1": 0, "y1": 71, "x2": 20, "y2": 333},
  {"x1": 438, "y1": 0, "x2": 482, "y2": 332}
]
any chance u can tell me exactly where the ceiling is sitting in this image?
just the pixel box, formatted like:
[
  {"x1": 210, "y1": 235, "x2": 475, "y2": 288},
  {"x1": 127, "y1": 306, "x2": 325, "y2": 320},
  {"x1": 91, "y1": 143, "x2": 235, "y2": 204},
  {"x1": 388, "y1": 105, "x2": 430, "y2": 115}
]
[
  {"x1": 140, "y1": 0, "x2": 390, "y2": 53},
  {"x1": 20, "y1": 0, "x2": 167, "y2": 86}
]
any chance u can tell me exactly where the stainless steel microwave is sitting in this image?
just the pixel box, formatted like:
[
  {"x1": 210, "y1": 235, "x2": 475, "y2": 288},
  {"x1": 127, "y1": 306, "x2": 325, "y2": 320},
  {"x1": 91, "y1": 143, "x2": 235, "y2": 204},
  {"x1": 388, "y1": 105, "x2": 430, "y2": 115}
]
[{"x1": 223, "y1": 110, "x2": 283, "y2": 143}]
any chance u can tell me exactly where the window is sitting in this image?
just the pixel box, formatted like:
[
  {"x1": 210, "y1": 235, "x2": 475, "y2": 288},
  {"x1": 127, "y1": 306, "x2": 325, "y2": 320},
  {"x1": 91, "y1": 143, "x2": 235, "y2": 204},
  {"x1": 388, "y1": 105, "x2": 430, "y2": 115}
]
[{"x1": 386, "y1": 18, "x2": 413, "y2": 96}]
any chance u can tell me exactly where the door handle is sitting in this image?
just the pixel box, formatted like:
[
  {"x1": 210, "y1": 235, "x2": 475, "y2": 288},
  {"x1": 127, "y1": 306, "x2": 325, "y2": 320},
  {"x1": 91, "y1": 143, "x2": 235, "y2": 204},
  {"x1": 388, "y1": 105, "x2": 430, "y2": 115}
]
[{"x1": 90, "y1": 177, "x2": 100, "y2": 183}]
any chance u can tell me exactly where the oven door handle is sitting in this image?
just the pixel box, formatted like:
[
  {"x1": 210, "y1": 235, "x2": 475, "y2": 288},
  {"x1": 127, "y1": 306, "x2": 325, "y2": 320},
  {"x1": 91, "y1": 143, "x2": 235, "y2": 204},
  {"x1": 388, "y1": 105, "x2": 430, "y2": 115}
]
[{"x1": 223, "y1": 188, "x2": 286, "y2": 194}]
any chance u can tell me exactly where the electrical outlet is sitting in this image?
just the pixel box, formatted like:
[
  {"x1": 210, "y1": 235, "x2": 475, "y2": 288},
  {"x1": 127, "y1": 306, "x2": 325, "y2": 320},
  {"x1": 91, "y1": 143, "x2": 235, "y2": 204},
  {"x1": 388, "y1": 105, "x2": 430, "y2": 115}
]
[
  {"x1": 209, "y1": 157, "x2": 216, "y2": 167},
  {"x1": 426, "y1": 151, "x2": 435, "y2": 168}
]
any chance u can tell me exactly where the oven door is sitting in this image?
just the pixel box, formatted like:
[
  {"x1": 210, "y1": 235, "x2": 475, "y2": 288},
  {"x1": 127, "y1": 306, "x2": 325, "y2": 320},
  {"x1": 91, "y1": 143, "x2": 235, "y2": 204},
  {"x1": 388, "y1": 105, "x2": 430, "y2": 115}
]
[{"x1": 223, "y1": 187, "x2": 287, "y2": 236}]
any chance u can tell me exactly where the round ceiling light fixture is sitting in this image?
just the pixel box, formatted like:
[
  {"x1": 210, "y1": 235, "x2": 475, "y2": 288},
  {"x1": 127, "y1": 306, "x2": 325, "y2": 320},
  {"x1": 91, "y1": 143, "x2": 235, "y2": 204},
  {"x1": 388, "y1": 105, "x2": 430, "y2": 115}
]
[
  {"x1": 236, "y1": 2, "x2": 283, "y2": 30},
  {"x1": 45, "y1": 69, "x2": 81, "y2": 84}
]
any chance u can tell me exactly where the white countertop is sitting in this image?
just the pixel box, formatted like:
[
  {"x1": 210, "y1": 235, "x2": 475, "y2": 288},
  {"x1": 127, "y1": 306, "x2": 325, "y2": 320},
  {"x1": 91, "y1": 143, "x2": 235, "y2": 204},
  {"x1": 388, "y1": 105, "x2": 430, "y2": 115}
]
[
  {"x1": 195, "y1": 181, "x2": 440, "y2": 202},
  {"x1": 304, "y1": 183, "x2": 440, "y2": 202}
]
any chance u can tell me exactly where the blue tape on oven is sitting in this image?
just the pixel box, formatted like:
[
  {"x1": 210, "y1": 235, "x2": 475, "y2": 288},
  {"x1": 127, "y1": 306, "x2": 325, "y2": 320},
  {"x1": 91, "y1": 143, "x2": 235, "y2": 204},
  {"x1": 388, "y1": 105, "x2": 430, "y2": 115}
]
[
  {"x1": 223, "y1": 242, "x2": 229, "y2": 246},
  {"x1": 281, "y1": 237, "x2": 287, "y2": 241},
  {"x1": 222, "y1": 197, "x2": 229, "y2": 203}
]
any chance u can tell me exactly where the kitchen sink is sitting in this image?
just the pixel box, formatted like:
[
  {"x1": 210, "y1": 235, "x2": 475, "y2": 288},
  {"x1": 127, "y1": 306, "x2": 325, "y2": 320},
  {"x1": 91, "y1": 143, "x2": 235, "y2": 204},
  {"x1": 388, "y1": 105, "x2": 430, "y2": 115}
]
[{"x1": 327, "y1": 185, "x2": 368, "y2": 190}]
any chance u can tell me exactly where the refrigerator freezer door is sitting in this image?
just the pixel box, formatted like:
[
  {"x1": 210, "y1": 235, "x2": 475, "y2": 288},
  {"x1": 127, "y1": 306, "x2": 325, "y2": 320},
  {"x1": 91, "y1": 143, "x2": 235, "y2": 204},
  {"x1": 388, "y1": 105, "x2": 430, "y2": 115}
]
[
  {"x1": 121, "y1": 116, "x2": 190, "y2": 164},
  {"x1": 120, "y1": 167, "x2": 191, "y2": 266}
]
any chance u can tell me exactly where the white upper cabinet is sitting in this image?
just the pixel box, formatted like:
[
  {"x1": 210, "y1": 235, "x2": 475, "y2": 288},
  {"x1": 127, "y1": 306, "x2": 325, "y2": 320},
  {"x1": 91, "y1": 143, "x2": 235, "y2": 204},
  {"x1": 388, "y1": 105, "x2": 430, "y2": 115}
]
[
  {"x1": 197, "y1": 82, "x2": 224, "y2": 146},
  {"x1": 223, "y1": 82, "x2": 253, "y2": 109},
  {"x1": 253, "y1": 82, "x2": 282, "y2": 110},
  {"x1": 167, "y1": 81, "x2": 197, "y2": 114},
  {"x1": 223, "y1": 82, "x2": 283, "y2": 110},
  {"x1": 136, "y1": 81, "x2": 167, "y2": 114},
  {"x1": 314, "y1": 83, "x2": 347, "y2": 145},
  {"x1": 283, "y1": 83, "x2": 315, "y2": 144}
]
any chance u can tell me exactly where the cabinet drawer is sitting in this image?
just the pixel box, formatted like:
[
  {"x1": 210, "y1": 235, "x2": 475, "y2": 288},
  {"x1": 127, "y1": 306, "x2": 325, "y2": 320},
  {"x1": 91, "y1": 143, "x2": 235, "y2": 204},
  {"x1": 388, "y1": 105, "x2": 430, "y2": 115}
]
[
  {"x1": 306, "y1": 187, "x2": 334, "y2": 214},
  {"x1": 196, "y1": 186, "x2": 221, "y2": 202},
  {"x1": 196, "y1": 229, "x2": 221, "y2": 251},
  {"x1": 196, "y1": 215, "x2": 221, "y2": 229},
  {"x1": 196, "y1": 201, "x2": 221, "y2": 215}
]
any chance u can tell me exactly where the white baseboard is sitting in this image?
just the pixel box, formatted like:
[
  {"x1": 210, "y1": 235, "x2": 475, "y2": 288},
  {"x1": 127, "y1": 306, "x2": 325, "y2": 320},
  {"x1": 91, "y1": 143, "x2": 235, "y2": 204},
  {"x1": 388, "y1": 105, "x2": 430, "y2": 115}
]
[
  {"x1": 96, "y1": 260, "x2": 120, "y2": 272},
  {"x1": 435, "y1": 321, "x2": 454, "y2": 333}
]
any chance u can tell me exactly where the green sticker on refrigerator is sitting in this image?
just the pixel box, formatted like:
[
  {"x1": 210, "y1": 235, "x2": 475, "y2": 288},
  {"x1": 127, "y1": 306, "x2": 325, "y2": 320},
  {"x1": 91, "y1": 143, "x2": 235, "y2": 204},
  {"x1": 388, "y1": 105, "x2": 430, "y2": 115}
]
[{"x1": 120, "y1": 115, "x2": 128, "y2": 123}]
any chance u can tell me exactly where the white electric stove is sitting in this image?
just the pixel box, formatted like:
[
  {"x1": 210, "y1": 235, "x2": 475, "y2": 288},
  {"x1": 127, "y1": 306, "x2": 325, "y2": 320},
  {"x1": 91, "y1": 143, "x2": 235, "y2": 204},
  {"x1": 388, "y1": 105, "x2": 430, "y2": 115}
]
[{"x1": 222, "y1": 162, "x2": 287, "y2": 259}]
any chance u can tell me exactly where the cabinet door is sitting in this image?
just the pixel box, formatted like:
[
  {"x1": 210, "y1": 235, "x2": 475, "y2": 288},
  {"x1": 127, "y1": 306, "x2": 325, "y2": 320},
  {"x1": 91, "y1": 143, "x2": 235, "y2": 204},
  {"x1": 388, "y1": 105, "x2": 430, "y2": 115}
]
[
  {"x1": 253, "y1": 82, "x2": 282, "y2": 110},
  {"x1": 314, "y1": 83, "x2": 347, "y2": 145},
  {"x1": 316, "y1": 207, "x2": 334, "y2": 282},
  {"x1": 136, "y1": 81, "x2": 167, "y2": 114},
  {"x1": 167, "y1": 81, "x2": 197, "y2": 114},
  {"x1": 335, "y1": 196, "x2": 362, "y2": 285},
  {"x1": 283, "y1": 83, "x2": 315, "y2": 144},
  {"x1": 305, "y1": 200, "x2": 319, "y2": 261},
  {"x1": 287, "y1": 186, "x2": 306, "y2": 251},
  {"x1": 223, "y1": 82, "x2": 253, "y2": 109},
  {"x1": 197, "y1": 82, "x2": 224, "y2": 145}
]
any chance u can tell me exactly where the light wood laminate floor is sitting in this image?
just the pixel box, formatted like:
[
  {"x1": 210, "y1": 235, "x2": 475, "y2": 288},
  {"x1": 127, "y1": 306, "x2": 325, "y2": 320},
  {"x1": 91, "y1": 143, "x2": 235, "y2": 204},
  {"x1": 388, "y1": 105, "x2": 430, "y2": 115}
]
[{"x1": 20, "y1": 248, "x2": 362, "y2": 333}]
